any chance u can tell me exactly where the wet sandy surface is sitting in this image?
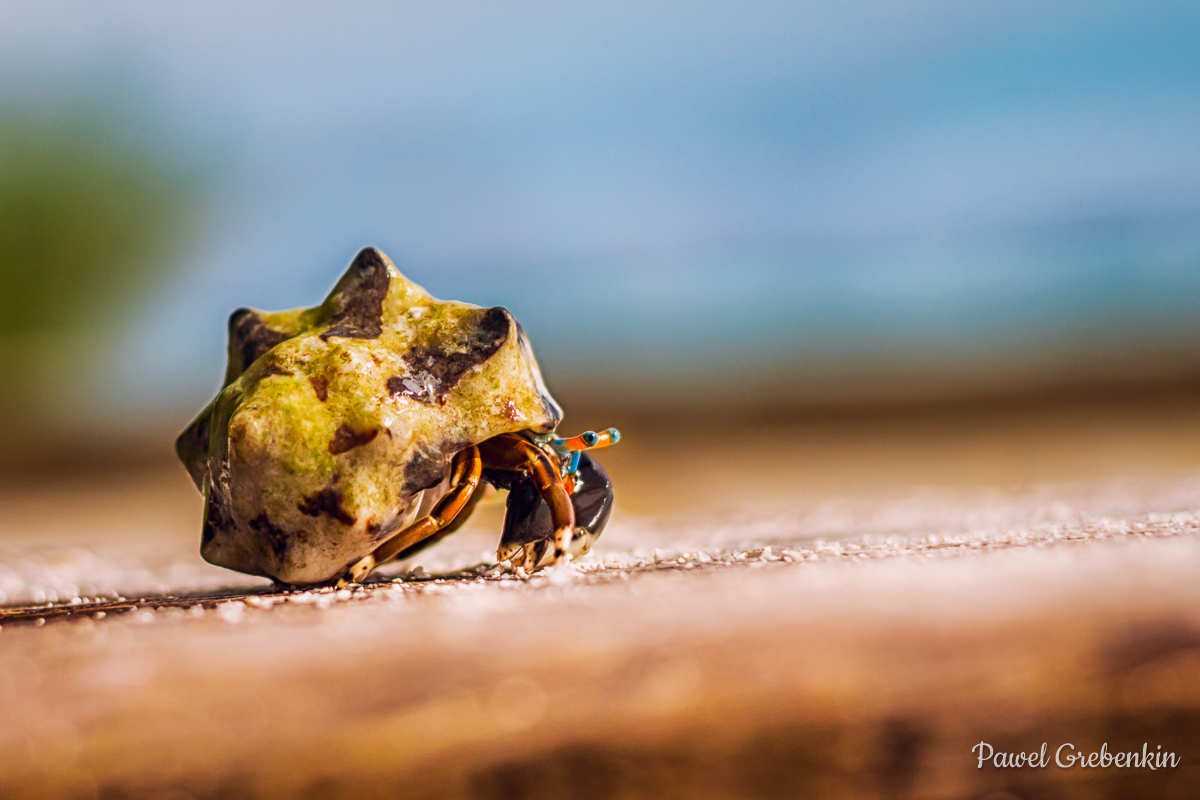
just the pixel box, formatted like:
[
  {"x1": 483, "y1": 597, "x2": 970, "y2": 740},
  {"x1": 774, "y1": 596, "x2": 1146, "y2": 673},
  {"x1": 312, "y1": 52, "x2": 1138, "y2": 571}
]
[{"x1": 3, "y1": 401, "x2": 1200, "y2": 798}]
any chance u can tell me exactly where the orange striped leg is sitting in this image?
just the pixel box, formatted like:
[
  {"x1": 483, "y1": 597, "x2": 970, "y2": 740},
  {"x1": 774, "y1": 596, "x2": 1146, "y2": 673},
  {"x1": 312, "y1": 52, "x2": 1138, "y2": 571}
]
[
  {"x1": 343, "y1": 446, "x2": 483, "y2": 584},
  {"x1": 387, "y1": 476, "x2": 486, "y2": 563}
]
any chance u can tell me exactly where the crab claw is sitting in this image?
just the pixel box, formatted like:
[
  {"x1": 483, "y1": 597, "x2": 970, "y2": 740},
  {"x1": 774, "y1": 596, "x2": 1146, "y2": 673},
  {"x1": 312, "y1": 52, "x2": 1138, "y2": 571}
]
[
  {"x1": 495, "y1": 453, "x2": 613, "y2": 571},
  {"x1": 497, "y1": 539, "x2": 556, "y2": 573},
  {"x1": 497, "y1": 542, "x2": 523, "y2": 567}
]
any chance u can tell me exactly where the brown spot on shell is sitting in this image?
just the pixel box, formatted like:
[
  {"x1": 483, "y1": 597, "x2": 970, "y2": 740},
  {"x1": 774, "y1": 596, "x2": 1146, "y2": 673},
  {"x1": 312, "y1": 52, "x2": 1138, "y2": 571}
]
[
  {"x1": 228, "y1": 308, "x2": 292, "y2": 378},
  {"x1": 402, "y1": 448, "x2": 455, "y2": 495},
  {"x1": 259, "y1": 361, "x2": 293, "y2": 378},
  {"x1": 298, "y1": 486, "x2": 356, "y2": 525},
  {"x1": 319, "y1": 248, "x2": 390, "y2": 341},
  {"x1": 249, "y1": 512, "x2": 291, "y2": 561},
  {"x1": 391, "y1": 307, "x2": 511, "y2": 406},
  {"x1": 328, "y1": 423, "x2": 380, "y2": 455},
  {"x1": 309, "y1": 375, "x2": 329, "y2": 402}
]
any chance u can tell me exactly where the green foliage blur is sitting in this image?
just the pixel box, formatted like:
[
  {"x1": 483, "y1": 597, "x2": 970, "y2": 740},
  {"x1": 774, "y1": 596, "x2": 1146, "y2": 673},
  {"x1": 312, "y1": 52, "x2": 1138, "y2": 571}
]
[{"x1": 0, "y1": 107, "x2": 198, "y2": 433}]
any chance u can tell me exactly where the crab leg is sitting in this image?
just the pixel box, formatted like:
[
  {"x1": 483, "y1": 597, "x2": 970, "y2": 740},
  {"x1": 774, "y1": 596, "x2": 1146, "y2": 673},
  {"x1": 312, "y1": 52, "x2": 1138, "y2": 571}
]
[
  {"x1": 478, "y1": 434, "x2": 575, "y2": 564},
  {"x1": 343, "y1": 446, "x2": 482, "y2": 583},
  {"x1": 386, "y1": 475, "x2": 487, "y2": 564}
]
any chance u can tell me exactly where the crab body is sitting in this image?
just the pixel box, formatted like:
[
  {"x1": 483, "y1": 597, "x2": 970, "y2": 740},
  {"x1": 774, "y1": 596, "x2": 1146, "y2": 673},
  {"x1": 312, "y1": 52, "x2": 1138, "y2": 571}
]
[{"x1": 176, "y1": 248, "x2": 616, "y2": 585}]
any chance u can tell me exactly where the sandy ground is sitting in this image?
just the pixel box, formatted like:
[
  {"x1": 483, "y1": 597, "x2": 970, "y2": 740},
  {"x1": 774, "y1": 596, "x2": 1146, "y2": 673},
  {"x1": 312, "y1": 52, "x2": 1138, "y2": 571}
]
[{"x1": 2, "y1": 398, "x2": 1200, "y2": 798}]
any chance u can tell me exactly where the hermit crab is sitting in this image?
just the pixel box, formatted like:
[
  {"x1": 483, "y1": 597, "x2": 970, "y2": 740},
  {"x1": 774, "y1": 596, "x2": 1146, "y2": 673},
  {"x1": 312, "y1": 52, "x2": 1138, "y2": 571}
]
[{"x1": 175, "y1": 247, "x2": 618, "y2": 586}]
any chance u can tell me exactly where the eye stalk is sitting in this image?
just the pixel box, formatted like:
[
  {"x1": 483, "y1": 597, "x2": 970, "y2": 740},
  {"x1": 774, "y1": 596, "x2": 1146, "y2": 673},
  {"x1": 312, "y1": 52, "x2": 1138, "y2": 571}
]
[
  {"x1": 543, "y1": 428, "x2": 621, "y2": 478},
  {"x1": 560, "y1": 428, "x2": 621, "y2": 451}
]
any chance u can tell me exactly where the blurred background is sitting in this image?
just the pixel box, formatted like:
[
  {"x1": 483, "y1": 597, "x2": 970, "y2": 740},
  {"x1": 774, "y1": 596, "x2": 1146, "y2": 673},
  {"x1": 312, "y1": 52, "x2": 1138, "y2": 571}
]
[
  {"x1": 5, "y1": 8, "x2": 1200, "y2": 795},
  {"x1": 5, "y1": 7, "x2": 1200, "y2": 796},
  {"x1": 1, "y1": 0, "x2": 1199, "y2": 500}
]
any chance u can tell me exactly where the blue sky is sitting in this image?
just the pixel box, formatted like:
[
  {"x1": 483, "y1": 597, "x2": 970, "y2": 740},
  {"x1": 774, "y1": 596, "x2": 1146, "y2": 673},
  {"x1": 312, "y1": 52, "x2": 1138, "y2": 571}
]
[{"x1": 2, "y1": 1, "x2": 1198, "y2": 413}]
